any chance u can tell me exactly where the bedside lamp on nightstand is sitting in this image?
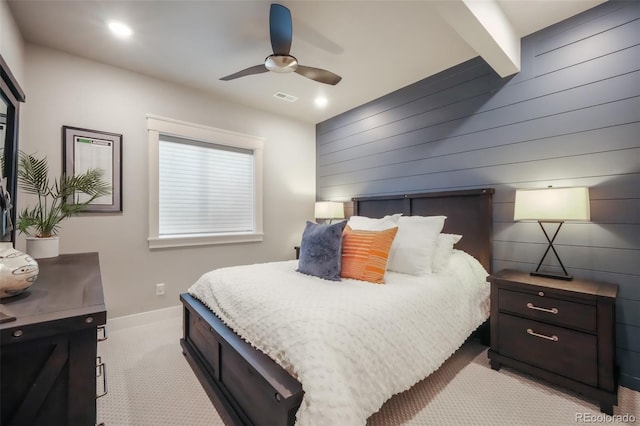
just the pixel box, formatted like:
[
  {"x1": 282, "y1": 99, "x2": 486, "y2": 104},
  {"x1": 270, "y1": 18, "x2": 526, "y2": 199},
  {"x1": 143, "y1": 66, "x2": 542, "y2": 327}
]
[
  {"x1": 314, "y1": 201, "x2": 344, "y2": 224},
  {"x1": 514, "y1": 186, "x2": 590, "y2": 280}
]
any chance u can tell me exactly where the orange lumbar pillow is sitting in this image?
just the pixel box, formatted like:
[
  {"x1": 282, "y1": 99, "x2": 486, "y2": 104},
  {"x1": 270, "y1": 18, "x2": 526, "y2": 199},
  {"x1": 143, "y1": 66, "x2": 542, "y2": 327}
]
[{"x1": 340, "y1": 225, "x2": 398, "y2": 284}]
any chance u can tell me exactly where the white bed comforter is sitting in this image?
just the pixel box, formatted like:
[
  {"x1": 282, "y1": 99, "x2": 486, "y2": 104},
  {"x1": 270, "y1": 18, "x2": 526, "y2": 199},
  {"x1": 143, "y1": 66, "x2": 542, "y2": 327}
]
[{"x1": 188, "y1": 250, "x2": 490, "y2": 426}]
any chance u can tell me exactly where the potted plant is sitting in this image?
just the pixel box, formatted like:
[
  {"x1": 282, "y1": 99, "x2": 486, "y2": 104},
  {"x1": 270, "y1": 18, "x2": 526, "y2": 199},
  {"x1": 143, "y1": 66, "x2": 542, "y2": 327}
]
[{"x1": 17, "y1": 151, "x2": 111, "y2": 258}]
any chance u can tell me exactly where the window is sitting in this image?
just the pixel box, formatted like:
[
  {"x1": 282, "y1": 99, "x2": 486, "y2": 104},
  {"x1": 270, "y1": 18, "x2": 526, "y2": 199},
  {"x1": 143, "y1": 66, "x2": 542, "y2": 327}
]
[{"x1": 147, "y1": 115, "x2": 263, "y2": 249}]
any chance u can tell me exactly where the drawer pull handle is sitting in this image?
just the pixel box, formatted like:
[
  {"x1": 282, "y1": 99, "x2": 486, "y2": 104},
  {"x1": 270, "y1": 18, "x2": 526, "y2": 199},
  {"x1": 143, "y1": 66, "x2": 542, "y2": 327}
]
[
  {"x1": 527, "y1": 328, "x2": 558, "y2": 342},
  {"x1": 97, "y1": 325, "x2": 108, "y2": 342},
  {"x1": 96, "y1": 356, "x2": 108, "y2": 398},
  {"x1": 526, "y1": 302, "x2": 558, "y2": 314}
]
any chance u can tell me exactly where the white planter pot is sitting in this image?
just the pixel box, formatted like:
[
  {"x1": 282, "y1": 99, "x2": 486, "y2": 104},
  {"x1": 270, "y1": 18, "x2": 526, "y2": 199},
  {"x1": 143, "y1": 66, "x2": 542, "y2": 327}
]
[{"x1": 26, "y1": 236, "x2": 60, "y2": 259}]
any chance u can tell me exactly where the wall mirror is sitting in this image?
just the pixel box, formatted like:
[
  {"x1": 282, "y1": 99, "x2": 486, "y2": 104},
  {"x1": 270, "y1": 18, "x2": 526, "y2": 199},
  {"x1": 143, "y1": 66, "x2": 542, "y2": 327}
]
[{"x1": 0, "y1": 54, "x2": 26, "y2": 244}]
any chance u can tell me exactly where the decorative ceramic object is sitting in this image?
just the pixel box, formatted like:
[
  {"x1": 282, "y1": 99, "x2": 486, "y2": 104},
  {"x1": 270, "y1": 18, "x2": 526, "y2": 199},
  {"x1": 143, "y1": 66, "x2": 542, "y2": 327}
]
[
  {"x1": 26, "y1": 236, "x2": 59, "y2": 259},
  {"x1": 0, "y1": 242, "x2": 39, "y2": 298}
]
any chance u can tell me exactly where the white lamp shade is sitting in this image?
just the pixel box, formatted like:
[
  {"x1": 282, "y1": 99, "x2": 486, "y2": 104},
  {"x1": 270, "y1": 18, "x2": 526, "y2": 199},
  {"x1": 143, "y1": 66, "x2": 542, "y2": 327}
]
[
  {"x1": 314, "y1": 201, "x2": 345, "y2": 220},
  {"x1": 514, "y1": 187, "x2": 590, "y2": 221}
]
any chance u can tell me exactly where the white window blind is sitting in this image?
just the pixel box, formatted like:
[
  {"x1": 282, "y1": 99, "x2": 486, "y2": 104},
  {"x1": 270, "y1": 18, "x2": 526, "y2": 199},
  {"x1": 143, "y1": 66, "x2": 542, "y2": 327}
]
[
  {"x1": 158, "y1": 135, "x2": 254, "y2": 236},
  {"x1": 147, "y1": 115, "x2": 264, "y2": 249}
]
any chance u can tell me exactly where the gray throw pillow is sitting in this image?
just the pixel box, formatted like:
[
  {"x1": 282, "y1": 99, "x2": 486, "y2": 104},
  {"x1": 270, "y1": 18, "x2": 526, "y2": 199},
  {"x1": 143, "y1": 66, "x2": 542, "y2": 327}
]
[{"x1": 297, "y1": 220, "x2": 347, "y2": 281}]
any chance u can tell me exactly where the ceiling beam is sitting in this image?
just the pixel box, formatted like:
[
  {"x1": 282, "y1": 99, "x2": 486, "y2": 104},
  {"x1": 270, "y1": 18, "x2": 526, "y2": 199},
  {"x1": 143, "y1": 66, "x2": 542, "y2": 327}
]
[{"x1": 432, "y1": 0, "x2": 520, "y2": 77}]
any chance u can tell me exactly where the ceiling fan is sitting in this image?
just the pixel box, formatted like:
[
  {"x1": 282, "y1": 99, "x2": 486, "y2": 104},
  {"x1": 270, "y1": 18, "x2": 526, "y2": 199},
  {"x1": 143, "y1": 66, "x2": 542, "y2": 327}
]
[{"x1": 220, "y1": 4, "x2": 342, "y2": 85}]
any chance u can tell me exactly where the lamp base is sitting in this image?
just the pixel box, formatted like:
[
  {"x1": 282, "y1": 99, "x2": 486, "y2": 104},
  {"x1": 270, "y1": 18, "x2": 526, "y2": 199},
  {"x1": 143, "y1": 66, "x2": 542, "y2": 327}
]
[{"x1": 531, "y1": 271, "x2": 573, "y2": 281}]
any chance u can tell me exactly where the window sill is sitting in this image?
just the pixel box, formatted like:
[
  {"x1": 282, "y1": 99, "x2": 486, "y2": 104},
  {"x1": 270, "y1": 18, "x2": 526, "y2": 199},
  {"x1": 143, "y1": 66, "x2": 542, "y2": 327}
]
[{"x1": 148, "y1": 232, "x2": 263, "y2": 249}]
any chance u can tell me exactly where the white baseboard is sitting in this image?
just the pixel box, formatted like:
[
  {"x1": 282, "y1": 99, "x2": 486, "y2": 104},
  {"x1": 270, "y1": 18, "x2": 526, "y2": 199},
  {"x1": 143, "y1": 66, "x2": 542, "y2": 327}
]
[{"x1": 107, "y1": 305, "x2": 182, "y2": 331}]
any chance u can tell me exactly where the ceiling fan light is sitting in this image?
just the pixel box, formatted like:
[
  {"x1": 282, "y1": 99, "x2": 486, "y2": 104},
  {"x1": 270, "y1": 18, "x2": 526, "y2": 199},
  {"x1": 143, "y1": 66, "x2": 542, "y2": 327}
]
[
  {"x1": 265, "y1": 55, "x2": 298, "y2": 73},
  {"x1": 220, "y1": 5, "x2": 340, "y2": 85}
]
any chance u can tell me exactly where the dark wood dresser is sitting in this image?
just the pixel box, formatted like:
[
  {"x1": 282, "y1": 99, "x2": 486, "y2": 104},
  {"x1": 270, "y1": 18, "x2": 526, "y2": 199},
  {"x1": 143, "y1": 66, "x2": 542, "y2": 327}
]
[
  {"x1": 0, "y1": 252, "x2": 107, "y2": 426},
  {"x1": 488, "y1": 269, "x2": 618, "y2": 414}
]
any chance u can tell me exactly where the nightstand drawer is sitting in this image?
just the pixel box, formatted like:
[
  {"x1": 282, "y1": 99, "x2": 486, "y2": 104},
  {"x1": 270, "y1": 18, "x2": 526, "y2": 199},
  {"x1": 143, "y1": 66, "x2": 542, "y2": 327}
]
[
  {"x1": 498, "y1": 288, "x2": 596, "y2": 332},
  {"x1": 498, "y1": 314, "x2": 597, "y2": 386}
]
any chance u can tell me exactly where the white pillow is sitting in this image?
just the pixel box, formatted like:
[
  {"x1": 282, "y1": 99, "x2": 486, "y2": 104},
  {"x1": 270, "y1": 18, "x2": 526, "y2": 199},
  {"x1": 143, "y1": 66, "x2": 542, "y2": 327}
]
[
  {"x1": 432, "y1": 233, "x2": 462, "y2": 273},
  {"x1": 347, "y1": 213, "x2": 401, "y2": 231},
  {"x1": 386, "y1": 215, "x2": 446, "y2": 275}
]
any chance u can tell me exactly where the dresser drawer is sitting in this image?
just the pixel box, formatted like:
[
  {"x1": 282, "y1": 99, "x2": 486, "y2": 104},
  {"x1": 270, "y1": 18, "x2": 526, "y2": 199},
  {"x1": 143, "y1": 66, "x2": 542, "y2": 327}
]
[
  {"x1": 498, "y1": 288, "x2": 596, "y2": 332},
  {"x1": 498, "y1": 314, "x2": 598, "y2": 386}
]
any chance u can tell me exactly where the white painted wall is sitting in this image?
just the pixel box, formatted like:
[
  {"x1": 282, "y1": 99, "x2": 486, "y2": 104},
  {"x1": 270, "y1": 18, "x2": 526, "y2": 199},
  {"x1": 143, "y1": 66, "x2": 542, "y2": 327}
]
[
  {"x1": 0, "y1": 0, "x2": 25, "y2": 85},
  {"x1": 19, "y1": 44, "x2": 316, "y2": 318}
]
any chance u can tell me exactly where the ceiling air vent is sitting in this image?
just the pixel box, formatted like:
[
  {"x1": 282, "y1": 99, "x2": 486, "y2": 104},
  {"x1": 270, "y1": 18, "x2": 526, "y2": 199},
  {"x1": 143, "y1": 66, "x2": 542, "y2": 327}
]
[{"x1": 273, "y1": 91, "x2": 298, "y2": 102}]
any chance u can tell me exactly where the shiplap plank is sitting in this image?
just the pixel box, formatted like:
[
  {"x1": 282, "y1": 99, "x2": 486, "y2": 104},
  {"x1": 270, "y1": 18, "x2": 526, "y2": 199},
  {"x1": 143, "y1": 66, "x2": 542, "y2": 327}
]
[
  {"x1": 481, "y1": 45, "x2": 640, "y2": 113},
  {"x1": 318, "y1": 90, "x2": 496, "y2": 156},
  {"x1": 617, "y1": 323, "x2": 640, "y2": 353},
  {"x1": 535, "y1": 1, "x2": 639, "y2": 55},
  {"x1": 526, "y1": 1, "x2": 627, "y2": 45},
  {"x1": 320, "y1": 119, "x2": 640, "y2": 179},
  {"x1": 592, "y1": 199, "x2": 640, "y2": 223},
  {"x1": 318, "y1": 45, "x2": 640, "y2": 153},
  {"x1": 321, "y1": 149, "x2": 640, "y2": 194},
  {"x1": 318, "y1": 72, "x2": 491, "y2": 145},
  {"x1": 318, "y1": 43, "x2": 640, "y2": 147},
  {"x1": 319, "y1": 123, "x2": 640, "y2": 184},
  {"x1": 481, "y1": 70, "x2": 640, "y2": 130},
  {"x1": 535, "y1": 19, "x2": 640, "y2": 76},
  {"x1": 316, "y1": 58, "x2": 489, "y2": 137},
  {"x1": 617, "y1": 298, "x2": 640, "y2": 328},
  {"x1": 319, "y1": 89, "x2": 639, "y2": 166},
  {"x1": 320, "y1": 110, "x2": 639, "y2": 175},
  {"x1": 319, "y1": 149, "x2": 640, "y2": 198},
  {"x1": 619, "y1": 349, "x2": 640, "y2": 390}
]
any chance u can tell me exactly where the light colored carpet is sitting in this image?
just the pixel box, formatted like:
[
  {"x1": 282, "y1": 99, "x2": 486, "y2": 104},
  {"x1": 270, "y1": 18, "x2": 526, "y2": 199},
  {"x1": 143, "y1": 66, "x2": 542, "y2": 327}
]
[{"x1": 97, "y1": 315, "x2": 639, "y2": 425}]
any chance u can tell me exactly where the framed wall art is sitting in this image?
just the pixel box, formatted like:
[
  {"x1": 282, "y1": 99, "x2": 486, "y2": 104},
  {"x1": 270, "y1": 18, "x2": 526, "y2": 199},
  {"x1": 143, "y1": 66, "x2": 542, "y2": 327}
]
[{"x1": 63, "y1": 125, "x2": 122, "y2": 212}]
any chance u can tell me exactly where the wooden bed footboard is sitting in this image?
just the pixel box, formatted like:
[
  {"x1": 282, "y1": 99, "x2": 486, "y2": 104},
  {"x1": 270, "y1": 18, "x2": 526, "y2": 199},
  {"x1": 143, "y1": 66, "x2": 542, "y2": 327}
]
[{"x1": 180, "y1": 293, "x2": 304, "y2": 426}]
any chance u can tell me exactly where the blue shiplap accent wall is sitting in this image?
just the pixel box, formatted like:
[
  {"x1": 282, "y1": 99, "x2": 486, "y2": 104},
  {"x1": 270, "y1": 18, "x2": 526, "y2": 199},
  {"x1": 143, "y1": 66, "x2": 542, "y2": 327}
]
[{"x1": 316, "y1": 0, "x2": 640, "y2": 391}]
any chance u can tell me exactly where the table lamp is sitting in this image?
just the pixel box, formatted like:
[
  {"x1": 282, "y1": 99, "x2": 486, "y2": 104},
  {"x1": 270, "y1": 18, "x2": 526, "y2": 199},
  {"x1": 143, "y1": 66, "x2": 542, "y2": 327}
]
[
  {"x1": 513, "y1": 187, "x2": 590, "y2": 280},
  {"x1": 314, "y1": 201, "x2": 344, "y2": 224}
]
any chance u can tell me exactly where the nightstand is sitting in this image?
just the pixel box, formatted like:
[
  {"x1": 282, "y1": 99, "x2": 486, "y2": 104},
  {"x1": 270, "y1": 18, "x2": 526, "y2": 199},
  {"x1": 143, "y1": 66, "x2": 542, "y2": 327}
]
[{"x1": 488, "y1": 269, "x2": 618, "y2": 414}]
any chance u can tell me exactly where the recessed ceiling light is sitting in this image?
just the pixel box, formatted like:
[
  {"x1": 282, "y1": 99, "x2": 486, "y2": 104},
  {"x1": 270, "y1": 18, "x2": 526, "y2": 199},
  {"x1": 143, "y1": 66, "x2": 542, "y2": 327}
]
[
  {"x1": 314, "y1": 97, "x2": 328, "y2": 108},
  {"x1": 108, "y1": 21, "x2": 133, "y2": 39}
]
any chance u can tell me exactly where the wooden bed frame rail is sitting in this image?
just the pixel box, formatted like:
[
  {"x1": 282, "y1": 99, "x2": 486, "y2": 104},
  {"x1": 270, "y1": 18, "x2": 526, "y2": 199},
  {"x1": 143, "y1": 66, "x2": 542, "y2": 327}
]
[{"x1": 181, "y1": 293, "x2": 303, "y2": 426}]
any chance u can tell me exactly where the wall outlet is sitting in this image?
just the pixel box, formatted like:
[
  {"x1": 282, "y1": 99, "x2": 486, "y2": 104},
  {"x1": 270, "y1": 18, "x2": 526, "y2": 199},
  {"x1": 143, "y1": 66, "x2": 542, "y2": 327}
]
[{"x1": 155, "y1": 283, "x2": 165, "y2": 296}]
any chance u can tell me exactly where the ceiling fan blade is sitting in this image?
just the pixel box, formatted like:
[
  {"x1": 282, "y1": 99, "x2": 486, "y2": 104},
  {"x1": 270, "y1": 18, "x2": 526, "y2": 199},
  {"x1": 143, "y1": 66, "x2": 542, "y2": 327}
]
[
  {"x1": 295, "y1": 65, "x2": 342, "y2": 85},
  {"x1": 220, "y1": 64, "x2": 268, "y2": 81},
  {"x1": 269, "y1": 4, "x2": 292, "y2": 55}
]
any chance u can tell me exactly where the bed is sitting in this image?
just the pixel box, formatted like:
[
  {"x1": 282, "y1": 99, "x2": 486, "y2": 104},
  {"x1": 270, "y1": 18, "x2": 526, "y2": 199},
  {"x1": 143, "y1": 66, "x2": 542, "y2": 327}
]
[{"x1": 180, "y1": 188, "x2": 494, "y2": 425}]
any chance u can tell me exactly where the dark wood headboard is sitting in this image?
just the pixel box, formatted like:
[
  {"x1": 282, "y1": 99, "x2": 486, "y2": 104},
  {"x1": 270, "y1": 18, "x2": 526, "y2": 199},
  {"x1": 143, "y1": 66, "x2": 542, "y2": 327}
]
[{"x1": 352, "y1": 188, "x2": 494, "y2": 272}]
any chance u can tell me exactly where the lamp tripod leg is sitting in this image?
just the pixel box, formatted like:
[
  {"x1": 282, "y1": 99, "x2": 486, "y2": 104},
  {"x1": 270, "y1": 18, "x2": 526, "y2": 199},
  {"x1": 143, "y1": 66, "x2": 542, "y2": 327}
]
[{"x1": 533, "y1": 221, "x2": 571, "y2": 280}]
